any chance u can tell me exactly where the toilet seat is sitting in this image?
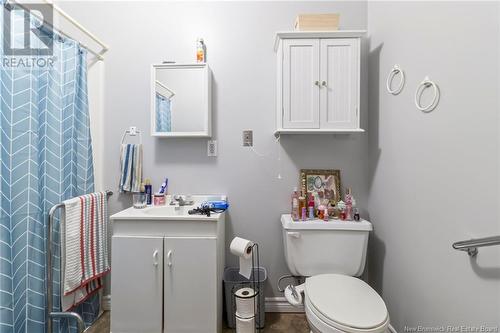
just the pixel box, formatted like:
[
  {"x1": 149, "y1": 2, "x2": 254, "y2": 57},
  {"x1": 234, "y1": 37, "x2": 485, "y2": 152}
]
[{"x1": 305, "y1": 274, "x2": 389, "y2": 333}]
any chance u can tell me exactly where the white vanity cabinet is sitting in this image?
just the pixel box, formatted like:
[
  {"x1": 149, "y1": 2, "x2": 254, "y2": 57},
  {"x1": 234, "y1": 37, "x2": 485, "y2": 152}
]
[
  {"x1": 111, "y1": 236, "x2": 164, "y2": 333},
  {"x1": 275, "y1": 31, "x2": 366, "y2": 135},
  {"x1": 110, "y1": 199, "x2": 225, "y2": 333}
]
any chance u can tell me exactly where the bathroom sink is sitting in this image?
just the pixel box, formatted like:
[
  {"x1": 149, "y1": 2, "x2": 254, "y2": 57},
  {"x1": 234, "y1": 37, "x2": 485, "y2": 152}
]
[{"x1": 142, "y1": 205, "x2": 194, "y2": 216}]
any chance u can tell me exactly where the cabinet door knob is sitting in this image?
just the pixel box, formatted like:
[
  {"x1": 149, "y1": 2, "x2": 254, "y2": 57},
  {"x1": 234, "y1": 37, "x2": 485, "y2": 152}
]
[
  {"x1": 152, "y1": 250, "x2": 159, "y2": 267},
  {"x1": 314, "y1": 81, "x2": 319, "y2": 86},
  {"x1": 167, "y1": 250, "x2": 173, "y2": 267},
  {"x1": 321, "y1": 81, "x2": 327, "y2": 87}
]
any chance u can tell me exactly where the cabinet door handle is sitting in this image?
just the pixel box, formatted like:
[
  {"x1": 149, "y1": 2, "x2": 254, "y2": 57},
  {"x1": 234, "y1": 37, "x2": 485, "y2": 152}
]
[
  {"x1": 167, "y1": 250, "x2": 173, "y2": 267},
  {"x1": 321, "y1": 81, "x2": 327, "y2": 87},
  {"x1": 314, "y1": 81, "x2": 319, "y2": 86},
  {"x1": 152, "y1": 250, "x2": 159, "y2": 267}
]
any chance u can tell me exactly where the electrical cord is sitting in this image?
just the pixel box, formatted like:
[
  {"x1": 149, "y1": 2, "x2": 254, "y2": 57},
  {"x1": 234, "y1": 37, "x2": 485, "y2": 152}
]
[
  {"x1": 248, "y1": 134, "x2": 281, "y2": 158},
  {"x1": 188, "y1": 206, "x2": 226, "y2": 217},
  {"x1": 245, "y1": 134, "x2": 283, "y2": 179}
]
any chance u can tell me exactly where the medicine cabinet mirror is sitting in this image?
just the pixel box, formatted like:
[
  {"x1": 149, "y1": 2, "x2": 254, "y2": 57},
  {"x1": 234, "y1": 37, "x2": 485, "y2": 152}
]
[{"x1": 151, "y1": 63, "x2": 212, "y2": 137}]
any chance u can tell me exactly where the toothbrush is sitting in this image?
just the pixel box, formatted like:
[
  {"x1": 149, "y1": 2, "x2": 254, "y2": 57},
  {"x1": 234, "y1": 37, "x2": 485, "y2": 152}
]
[{"x1": 158, "y1": 178, "x2": 168, "y2": 194}]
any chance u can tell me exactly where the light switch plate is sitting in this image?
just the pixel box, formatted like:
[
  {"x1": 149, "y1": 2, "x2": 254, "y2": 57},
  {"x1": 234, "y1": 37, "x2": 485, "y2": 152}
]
[
  {"x1": 207, "y1": 140, "x2": 217, "y2": 157},
  {"x1": 243, "y1": 130, "x2": 253, "y2": 147}
]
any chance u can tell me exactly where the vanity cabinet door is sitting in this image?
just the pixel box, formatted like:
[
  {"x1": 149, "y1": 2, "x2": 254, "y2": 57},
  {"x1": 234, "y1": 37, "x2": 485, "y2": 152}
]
[
  {"x1": 282, "y1": 39, "x2": 320, "y2": 129},
  {"x1": 111, "y1": 236, "x2": 163, "y2": 333},
  {"x1": 164, "y1": 237, "x2": 217, "y2": 333},
  {"x1": 319, "y1": 38, "x2": 360, "y2": 129}
]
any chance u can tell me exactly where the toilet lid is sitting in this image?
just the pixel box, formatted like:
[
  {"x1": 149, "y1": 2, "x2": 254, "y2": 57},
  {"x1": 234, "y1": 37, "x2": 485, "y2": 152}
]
[{"x1": 306, "y1": 274, "x2": 388, "y2": 329}]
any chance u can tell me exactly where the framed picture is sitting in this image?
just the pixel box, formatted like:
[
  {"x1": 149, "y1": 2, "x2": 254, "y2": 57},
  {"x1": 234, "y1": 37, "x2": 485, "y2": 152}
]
[{"x1": 300, "y1": 169, "x2": 341, "y2": 205}]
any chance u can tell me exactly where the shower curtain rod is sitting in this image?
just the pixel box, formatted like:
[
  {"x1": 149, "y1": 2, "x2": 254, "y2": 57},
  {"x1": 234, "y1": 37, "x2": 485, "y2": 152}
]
[{"x1": 6, "y1": 0, "x2": 109, "y2": 61}]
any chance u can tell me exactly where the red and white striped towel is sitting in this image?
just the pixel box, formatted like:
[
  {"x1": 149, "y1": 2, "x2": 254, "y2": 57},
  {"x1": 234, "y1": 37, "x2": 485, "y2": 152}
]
[{"x1": 61, "y1": 192, "x2": 110, "y2": 311}]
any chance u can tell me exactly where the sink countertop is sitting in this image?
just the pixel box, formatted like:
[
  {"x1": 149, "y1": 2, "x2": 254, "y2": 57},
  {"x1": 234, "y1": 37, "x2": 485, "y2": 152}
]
[{"x1": 110, "y1": 194, "x2": 226, "y2": 222}]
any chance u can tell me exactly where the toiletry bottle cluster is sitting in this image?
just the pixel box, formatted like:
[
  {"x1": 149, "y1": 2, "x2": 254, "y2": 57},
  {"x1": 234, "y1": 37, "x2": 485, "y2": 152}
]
[
  {"x1": 133, "y1": 177, "x2": 169, "y2": 208},
  {"x1": 290, "y1": 187, "x2": 360, "y2": 222}
]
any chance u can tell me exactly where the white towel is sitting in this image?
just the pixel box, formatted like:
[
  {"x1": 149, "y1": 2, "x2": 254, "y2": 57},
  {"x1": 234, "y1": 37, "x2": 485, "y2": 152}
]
[
  {"x1": 119, "y1": 143, "x2": 143, "y2": 192},
  {"x1": 61, "y1": 192, "x2": 110, "y2": 311}
]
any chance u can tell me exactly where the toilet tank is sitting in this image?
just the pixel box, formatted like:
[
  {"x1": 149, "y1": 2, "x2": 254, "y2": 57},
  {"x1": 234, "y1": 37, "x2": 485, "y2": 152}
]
[{"x1": 281, "y1": 214, "x2": 373, "y2": 277}]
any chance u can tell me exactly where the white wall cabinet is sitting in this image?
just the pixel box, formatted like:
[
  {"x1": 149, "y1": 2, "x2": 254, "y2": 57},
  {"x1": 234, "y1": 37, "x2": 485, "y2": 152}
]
[
  {"x1": 282, "y1": 39, "x2": 320, "y2": 129},
  {"x1": 275, "y1": 31, "x2": 366, "y2": 135},
  {"x1": 110, "y1": 200, "x2": 225, "y2": 333},
  {"x1": 151, "y1": 64, "x2": 212, "y2": 137}
]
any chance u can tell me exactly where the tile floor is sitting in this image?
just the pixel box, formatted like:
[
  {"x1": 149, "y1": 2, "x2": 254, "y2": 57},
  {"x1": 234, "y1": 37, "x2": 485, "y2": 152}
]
[{"x1": 87, "y1": 311, "x2": 310, "y2": 333}]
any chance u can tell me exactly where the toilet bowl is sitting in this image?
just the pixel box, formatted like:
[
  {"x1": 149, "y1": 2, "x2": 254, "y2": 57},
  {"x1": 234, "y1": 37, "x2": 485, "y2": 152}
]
[
  {"x1": 281, "y1": 215, "x2": 390, "y2": 333},
  {"x1": 304, "y1": 274, "x2": 389, "y2": 333}
]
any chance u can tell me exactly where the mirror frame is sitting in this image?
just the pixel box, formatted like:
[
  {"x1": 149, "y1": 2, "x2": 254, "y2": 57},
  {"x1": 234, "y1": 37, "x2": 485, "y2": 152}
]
[{"x1": 151, "y1": 63, "x2": 212, "y2": 138}]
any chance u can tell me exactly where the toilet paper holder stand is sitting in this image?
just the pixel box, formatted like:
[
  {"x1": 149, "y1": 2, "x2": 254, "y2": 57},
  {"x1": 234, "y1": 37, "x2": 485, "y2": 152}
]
[{"x1": 231, "y1": 243, "x2": 262, "y2": 332}]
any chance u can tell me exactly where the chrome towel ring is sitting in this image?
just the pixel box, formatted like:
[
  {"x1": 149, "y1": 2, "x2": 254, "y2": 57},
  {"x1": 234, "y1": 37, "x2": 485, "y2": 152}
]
[
  {"x1": 415, "y1": 76, "x2": 440, "y2": 112},
  {"x1": 386, "y1": 64, "x2": 405, "y2": 95}
]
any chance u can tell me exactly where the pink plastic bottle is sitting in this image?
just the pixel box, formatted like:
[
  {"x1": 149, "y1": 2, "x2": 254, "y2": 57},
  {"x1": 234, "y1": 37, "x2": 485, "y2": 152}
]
[
  {"x1": 291, "y1": 187, "x2": 300, "y2": 221},
  {"x1": 345, "y1": 188, "x2": 353, "y2": 221}
]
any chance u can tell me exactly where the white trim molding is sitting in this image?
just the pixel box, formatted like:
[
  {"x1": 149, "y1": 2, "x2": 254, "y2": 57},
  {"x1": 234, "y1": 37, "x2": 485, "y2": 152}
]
[
  {"x1": 265, "y1": 297, "x2": 304, "y2": 313},
  {"x1": 102, "y1": 295, "x2": 111, "y2": 311}
]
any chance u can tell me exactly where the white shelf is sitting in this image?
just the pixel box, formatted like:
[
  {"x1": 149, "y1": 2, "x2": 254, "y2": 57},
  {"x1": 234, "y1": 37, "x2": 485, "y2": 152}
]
[
  {"x1": 274, "y1": 30, "x2": 367, "y2": 51},
  {"x1": 274, "y1": 128, "x2": 365, "y2": 136}
]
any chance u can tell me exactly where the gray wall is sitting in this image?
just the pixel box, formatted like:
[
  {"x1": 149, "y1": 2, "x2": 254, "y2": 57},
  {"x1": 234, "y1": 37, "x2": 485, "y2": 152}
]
[
  {"x1": 58, "y1": 1, "x2": 500, "y2": 328},
  {"x1": 60, "y1": 1, "x2": 368, "y2": 297},
  {"x1": 367, "y1": 2, "x2": 500, "y2": 331}
]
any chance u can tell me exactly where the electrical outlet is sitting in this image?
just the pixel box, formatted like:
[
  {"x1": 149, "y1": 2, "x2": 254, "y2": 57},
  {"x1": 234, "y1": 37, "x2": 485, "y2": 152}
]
[
  {"x1": 243, "y1": 130, "x2": 253, "y2": 147},
  {"x1": 207, "y1": 140, "x2": 217, "y2": 157}
]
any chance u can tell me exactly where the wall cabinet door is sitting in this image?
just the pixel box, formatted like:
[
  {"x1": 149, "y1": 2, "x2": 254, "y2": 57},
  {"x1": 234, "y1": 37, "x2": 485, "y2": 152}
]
[
  {"x1": 319, "y1": 38, "x2": 359, "y2": 129},
  {"x1": 282, "y1": 39, "x2": 320, "y2": 129},
  {"x1": 111, "y1": 236, "x2": 163, "y2": 333},
  {"x1": 164, "y1": 237, "x2": 217, "y2": 333}
]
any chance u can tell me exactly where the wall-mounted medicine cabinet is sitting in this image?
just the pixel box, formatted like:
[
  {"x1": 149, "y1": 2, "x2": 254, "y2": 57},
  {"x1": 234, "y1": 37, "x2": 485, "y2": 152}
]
[
  {"x1": 274, "y1": 31, "x2": 366, "y2": 135},
  {"x1": 151, "y1": 63, "x2": 212, "y2": 137}
]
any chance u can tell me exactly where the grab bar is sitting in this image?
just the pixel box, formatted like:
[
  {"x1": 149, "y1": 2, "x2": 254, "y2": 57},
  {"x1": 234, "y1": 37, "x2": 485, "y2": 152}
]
[
  {"x1": 452, "y1": 235, "x2": 500, "y2": 257},
  {"x1": 46, "y1": 191, "x2": 113, "y2": 333}
]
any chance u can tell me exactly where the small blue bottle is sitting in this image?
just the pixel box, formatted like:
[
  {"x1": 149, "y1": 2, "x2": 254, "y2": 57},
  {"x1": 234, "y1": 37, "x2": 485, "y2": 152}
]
[{"x1": 144, "y1": 178, "x2": 152, "y2": 205}]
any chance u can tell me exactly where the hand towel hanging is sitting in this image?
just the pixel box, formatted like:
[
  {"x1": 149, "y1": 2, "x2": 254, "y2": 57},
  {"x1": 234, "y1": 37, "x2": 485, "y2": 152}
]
[{"x1": 61, "y1": 192, "x2": 110, "y2": 310}]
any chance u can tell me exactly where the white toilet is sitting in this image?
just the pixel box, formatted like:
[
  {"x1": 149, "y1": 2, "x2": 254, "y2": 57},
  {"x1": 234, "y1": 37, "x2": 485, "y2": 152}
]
[{"x1": 281, "y1": 215, "x2": 389, "y2": 333}]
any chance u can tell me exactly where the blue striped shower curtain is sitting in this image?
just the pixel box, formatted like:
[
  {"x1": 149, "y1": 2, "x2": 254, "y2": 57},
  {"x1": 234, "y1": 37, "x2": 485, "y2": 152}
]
[
  {"x1": 155, "y1": 93, "x2": 172, "y2": 132},
  {"x1": 0, "y1": 5, "x2": 100, "y2": 333}
]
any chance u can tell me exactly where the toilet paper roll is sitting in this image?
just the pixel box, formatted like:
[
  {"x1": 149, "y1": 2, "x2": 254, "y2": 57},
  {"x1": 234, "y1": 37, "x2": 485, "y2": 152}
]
[
  {"x1": 236, "y1": 316, "x2": 255, "y2": 333},
  {"x1": 235, "y1": 287, "x2": 257, "y2": 318},
  {"x1": 230, "y1": 237, "x2": 254, "y2": 279}
]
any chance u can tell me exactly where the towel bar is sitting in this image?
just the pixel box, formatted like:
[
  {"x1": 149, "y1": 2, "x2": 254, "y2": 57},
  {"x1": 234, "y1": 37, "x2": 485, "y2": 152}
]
[
  {"x1": 452, "y1": 235, "x2": 500, "y2": 257},
  {"x1": 45, "y1": 191, "x2": 113, "y2": 333}
]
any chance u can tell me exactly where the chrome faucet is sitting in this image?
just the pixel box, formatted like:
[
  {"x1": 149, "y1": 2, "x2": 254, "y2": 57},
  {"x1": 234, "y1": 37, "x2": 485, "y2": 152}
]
[{"x1": 170, "y1": 195, "x2": 193, "y2": 206}]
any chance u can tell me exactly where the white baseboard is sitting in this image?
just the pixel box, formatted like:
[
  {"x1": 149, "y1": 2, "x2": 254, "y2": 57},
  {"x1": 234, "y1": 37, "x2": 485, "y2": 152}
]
[
  {"x1": 102, "y1": 294, "x2": 303, "y2": 313},
  {"x1": 102, "y1": 295, "x2": 111, "y2": 311},
  {"x1": 265, "y1": 297, "x2": 304, "y2": 313},
  {"x1": 102, "y1": 294, "x2": 395, "y2": 332}
]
